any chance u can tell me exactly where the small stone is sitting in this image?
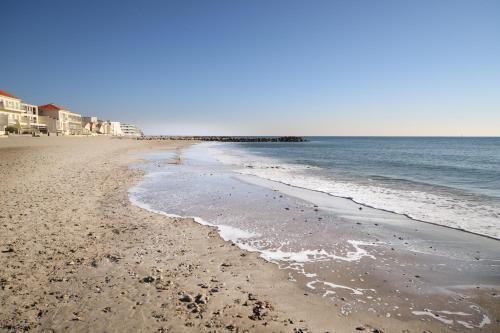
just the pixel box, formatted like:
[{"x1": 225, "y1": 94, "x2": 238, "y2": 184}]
[
  {"x1": 143, "y1": 276, "x2": 155, "y2": 283},
  {"x1": 195, "y1": 293, "x2": 208, "y2": 304},
  {"x1": 179, "y1": 294, "x2": 193, "y2": 302},
  {"x1": 371, "y1": 329, "x2": 384, "y2": 333}
]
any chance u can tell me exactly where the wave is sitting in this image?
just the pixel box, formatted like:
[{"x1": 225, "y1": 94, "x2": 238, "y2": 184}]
[{"x1": 207, "y1": 144, "x2": 500, "y2": 240}]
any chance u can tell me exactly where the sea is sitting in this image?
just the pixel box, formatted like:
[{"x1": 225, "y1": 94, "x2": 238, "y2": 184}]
[
  {"x1": 129, "y1": 137, "x2": 500, "y2": 329},
  {"x1": 212, "y1": 137, "x2": 500, "y2": 239}
]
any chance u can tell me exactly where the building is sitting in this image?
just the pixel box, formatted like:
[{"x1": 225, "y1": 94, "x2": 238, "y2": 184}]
[
  {"x1": 82, "y1": 117, "x2": 116, "y2": 135},
  {"x1": 96, "y1": 120, "x2": 111, "y2": 135},
  {"x1": 0, "y1": 90, "x2": 46, "y2": 134},
  {"x1": 82, "y1": 116, "x2": 97, "y2": 135},
  {"x1": 38, "y1": 103, "x2": 83, "y2": 135},
  {"x1": 120, "y1": 123, "x2": 143, "y2": 137},
  {"x1": 110, "y1": 121, "x2": 123, "y2": 136},
  {"x1": 1, "y1": 90, "x2": 127, "y2": 137}
]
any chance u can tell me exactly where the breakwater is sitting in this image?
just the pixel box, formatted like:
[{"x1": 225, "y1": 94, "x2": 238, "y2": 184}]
[{"x1": 137, "y1": 136, "x2": 306, "y2": 142}]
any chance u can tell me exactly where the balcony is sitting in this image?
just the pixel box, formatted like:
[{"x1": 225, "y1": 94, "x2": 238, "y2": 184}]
[{"x1": 0, "y1": 101, "x2": 24, "y2": 112}]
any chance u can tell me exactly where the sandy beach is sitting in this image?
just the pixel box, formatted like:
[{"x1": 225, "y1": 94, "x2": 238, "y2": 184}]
[{"x1": 0, "y1": 136, "x2": 496, "y2": 333}]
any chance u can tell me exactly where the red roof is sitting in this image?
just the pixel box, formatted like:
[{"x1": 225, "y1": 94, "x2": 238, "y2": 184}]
[
  {"x1": 0, "y1": 90, "x2": 19, "y2": 99},
  {"x1": 38, "y1": 103, "x2": 65, "y2": 111}
]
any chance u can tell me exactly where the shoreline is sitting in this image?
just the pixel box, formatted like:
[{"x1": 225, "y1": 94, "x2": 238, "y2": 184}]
[
  {"x1": 0, "y1": 136, "x2": 493, "y2": 332},
  {"x1": 242, "y1": 175, "x2": 500, "y2": 242},
  {"x1": 205, "y1": 140, "x2": 500, "y2": 241},
  {"x1": 131, "y1": 141, "x2": 499, "y2": 332}
]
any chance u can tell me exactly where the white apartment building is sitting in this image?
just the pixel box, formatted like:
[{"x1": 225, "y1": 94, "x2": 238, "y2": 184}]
[
  {"x1": 120, "y1": 123, "x2": 143, "y2": 137},
  {"x1": 110, "y1": 121, "x2": 123, "y2": 136}
]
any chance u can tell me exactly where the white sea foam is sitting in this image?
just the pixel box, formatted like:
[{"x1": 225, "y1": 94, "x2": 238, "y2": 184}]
[
  {"x1": 307, "y1": 280, "x2": 368, "y2": 296},
  {"x1": 208, "y1": 144, "x2": 500, "y2": 239},
  {"x1": 411, "y1": 307, "x2": 491, "y2": 329},
  {"x1": 217, "y1": 225, "x2": 260, "y2": 242},
  {"x1": 257, "y1": 240, "x2": 375, "y2": 264}
]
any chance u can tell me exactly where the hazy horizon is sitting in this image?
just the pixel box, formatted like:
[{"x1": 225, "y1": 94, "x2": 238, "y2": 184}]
[{"x1": 2, "y1": 0, "x2": 499, "y2": 136}]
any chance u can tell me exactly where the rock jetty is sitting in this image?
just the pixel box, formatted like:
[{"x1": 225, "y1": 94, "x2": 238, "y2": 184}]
[{"x1": 137, "y1": 136, "x2": 306, "y2": 142}]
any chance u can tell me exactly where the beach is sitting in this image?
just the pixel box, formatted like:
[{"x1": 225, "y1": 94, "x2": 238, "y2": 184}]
[{"x1": 1, "y1": 136, "x2": 498, "y2": 333}]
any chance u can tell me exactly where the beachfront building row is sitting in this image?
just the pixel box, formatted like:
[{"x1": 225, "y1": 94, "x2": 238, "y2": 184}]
[
  {"x1": 1, "y1": 89, "x2": 142, "y2": 137},
  {"x1": 82, "y1": 117, "x2": 124, "y2": 136},
  {"x1": 0, "y1": 90, "x2": 46, "y2": 134}
]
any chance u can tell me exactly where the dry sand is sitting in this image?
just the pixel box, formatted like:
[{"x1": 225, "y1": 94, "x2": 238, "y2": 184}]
[{"x1": 0, "y1": 136, "x2": 465, "y2": 332}]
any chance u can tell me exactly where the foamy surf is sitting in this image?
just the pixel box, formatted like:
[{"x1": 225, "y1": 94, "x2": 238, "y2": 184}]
[
  {"x1": 207, "y1": 143, "x2": 500, "y2": 239},
  {"x1": 129, "y1": 184, "x2": 375, "y2": 267},
  {"x1": 412, "y1": 306, "x2": 491, "y2": 329}
]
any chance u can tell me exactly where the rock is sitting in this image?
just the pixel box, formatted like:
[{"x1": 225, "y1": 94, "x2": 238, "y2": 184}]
[
  {"x1": 371, "y1": 329, "x2": 384, "y2": 333},
  {"x1": 195, "y1": 293, "x2": 208, "y2": 304},
  {"x1": 155, "y1": 280, "x2": 171, "y2": 290},
  {"x1": 355, "y1": 326, "x2": 366, "y2": 331},
  {"x1": 248, "y1": 293, "x2": 257, "y2": 301},
  {"x1": 105, "y1": 254, "x2": 121, "y2": 263},
  {"x1": 142, "y1": 276, "x2": 155, "y2": 283},
  {"x1": 249, "y1": 301, "x2": 267, "y2": 320},
  {"x1": 179, "y1": 293, "x2": 193, "y2": 302}
]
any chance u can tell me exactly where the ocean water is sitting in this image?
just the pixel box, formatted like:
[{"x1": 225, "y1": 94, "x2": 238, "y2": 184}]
[
  {"x1": 129, "y1": 139, "x2": 500, "y2": 329},
  {"x1": 212, "y1": 137, "x2": 500, "y2": 239}
]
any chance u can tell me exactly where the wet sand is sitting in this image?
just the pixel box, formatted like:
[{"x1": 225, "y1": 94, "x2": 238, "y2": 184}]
[{"x1": 0, "y1": 136, "x2": 497, "y2": 332}]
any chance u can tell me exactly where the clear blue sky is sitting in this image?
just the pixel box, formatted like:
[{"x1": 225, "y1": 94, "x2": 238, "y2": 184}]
[{"x1": 1, "y1": 0, "x2": 499, "y2": 135}]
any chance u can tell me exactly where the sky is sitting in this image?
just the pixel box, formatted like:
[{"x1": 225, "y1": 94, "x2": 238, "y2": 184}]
[{"x1": 1, "y1": 0, "x2": 499, "y2": 136}]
